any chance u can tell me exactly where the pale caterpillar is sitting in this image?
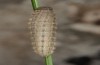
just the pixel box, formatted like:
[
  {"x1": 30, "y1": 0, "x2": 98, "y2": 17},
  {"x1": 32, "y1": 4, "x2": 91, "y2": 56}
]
[{"x1": 28, "y1": 7, "x2": 56, "y2": 56}]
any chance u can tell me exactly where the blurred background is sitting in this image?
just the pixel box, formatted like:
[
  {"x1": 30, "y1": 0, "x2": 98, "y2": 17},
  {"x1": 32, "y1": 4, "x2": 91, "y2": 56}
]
[{"x1": 0, "y1": 0, "x2": 100, "y2": 65}]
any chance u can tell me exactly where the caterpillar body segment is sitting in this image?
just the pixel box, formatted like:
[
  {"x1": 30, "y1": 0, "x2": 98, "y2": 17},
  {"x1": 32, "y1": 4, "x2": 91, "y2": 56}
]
[{"x1": 28, "y1": 7, "x2": 56, "y2": 56}]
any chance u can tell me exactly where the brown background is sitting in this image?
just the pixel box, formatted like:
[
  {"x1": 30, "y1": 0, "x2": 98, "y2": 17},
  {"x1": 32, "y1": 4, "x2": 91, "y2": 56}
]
[{"x1": 0, "y1": 0, "x2": 100, "y2": 65}]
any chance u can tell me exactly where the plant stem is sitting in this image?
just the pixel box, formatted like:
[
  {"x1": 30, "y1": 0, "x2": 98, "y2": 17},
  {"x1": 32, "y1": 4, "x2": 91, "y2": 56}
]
[
  {"x1": 31, "y1": 1, "x2": 54, "y2": 65},
  {"x1": 31, "y1": 0, "x2": 39, "y2": 10},
  {"x1": 45, "y1": 55, "x2": 53, "y2": 65}
]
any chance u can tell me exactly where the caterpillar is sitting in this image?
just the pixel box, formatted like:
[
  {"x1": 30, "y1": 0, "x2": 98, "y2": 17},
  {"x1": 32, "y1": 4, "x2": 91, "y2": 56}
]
[{"x1": 28, "y1": 7, "x2": 56, "y2": 57}]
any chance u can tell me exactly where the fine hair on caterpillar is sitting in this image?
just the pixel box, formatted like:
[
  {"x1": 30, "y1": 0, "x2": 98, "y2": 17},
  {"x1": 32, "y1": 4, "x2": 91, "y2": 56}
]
[{"x1": 28, "y1": 7, "x2": 56, "y2": 57}]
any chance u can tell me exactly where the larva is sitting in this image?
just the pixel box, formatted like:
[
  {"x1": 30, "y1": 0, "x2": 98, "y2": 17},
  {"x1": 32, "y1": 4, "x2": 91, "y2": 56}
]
[{"x1": 28, "y1": 7, "x2": 56, "y2": 56}]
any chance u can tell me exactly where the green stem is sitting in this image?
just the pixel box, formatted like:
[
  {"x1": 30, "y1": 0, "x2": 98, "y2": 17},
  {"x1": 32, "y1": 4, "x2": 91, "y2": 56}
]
[
  {"x1": 45, "y1": 55, "x2": 53, "y2": 65},
  {"x1": 31, "y1": 0, "x2": 39, "y2": 10},
  {"x1": 31, "y1": 0, "x2": 53, "y2": 65}
]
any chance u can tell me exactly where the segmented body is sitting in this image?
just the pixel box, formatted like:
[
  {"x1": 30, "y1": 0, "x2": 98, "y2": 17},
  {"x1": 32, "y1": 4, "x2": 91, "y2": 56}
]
[{"x1": 28, "y1": 7, "x2": 56, "y2": 56}]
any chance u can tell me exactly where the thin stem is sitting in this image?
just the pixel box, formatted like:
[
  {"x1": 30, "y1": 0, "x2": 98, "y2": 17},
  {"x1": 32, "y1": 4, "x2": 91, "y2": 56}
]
[
  {"x1": 45, "y1": 55, "x2": 53, "y2": 65},
  {"x1": 31, "y1": 0, "x2": 39, "y2": 10},
  {"x1": 31, "y1": 1, "x2": 53, "y2": 65}
]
